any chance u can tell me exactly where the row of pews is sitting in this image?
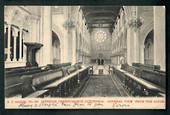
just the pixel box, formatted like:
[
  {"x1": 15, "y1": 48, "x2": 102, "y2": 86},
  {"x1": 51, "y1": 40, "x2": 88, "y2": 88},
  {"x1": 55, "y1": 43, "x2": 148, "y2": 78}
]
[
  {"x1": 5, "y1": 63, "x2": 90, "y2": 98},
  {"x1": 111, "y1": 63, "x2": 165, "y2": 97},
  {"x1": 121, "y1": 63, "x2": 166, "y2": 89}
]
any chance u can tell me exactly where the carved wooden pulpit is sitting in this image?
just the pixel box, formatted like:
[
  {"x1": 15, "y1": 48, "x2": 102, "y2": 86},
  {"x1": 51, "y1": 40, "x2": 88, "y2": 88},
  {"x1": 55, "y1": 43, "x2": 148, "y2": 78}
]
[{"x1": 24, "y1": 42, "x2": 43, "y2": 67}]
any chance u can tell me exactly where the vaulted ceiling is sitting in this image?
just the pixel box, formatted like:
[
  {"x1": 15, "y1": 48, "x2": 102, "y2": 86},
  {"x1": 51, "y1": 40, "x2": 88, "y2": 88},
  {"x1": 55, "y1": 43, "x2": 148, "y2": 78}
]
[{"x1": 81, "y1": 6, "x2": 121, "y2": 31}]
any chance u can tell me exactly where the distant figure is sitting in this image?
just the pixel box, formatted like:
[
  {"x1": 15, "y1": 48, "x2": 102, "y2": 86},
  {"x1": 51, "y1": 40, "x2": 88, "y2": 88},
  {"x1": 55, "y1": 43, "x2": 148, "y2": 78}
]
[
  {"x1": 98, "y1": 59, "x2": 100, "y2": 65},
  {"x1": 109, "y1": 67, "x2": 113, "y2": 74},
  {"x1": 89, "y1": 67, "x2": 93, "y2": 75},
  {"x1": 101, "y1": 59, "x2": 104, "y2": 65}
]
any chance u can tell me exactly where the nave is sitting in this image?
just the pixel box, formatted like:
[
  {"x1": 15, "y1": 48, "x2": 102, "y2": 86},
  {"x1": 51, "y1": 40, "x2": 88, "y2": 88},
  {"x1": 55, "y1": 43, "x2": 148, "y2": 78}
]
[
  {"x1": 4, "y1": 6, "x2": 166, "y2": 98},
  {"x1": 5, "y1": 63, "x2": 165, "y2": 98}
]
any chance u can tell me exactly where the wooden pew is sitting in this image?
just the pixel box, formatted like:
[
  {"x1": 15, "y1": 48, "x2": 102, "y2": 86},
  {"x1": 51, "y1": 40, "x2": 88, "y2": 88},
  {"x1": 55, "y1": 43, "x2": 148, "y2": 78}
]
[
  {"x1": 45, "y1": 63, "x2": 71, "y2": 70},
  {"x1": 23, "y1": 66, "x2": 89, "y2": 98},
  {"x1": 21, "y1": 69, "x2": 64, "y2": 97},
  {"x1": 132, "y1": 63, "x2": 160, "y2": 71},
  {"x1": 121, "y1": 63, "x2": 166, "y2": 89},
  {"x1": 5, "y1": 63, "x2": 72, "y2": 98},
  {"x1": 5, "y1": 66, "x2": 46, "y2": 77},
  {"x1": 5, "y1": 66, "x2": 48, "y2": 97},
  {"x1": 112, "y1": 66, "x2": 165, "y2": 97},
  {"x1": 67, "y1": 65, "x2": 77, "y2": 74},
  {"x1": 132, "y1": 63, "x2": 165, "y2": 88},
  {"x1": 121, "y1": 64, "x2": 142, "y2": 77},
  {"x1": 140, "y1": 69, "x2": 166, "y2": 89}
]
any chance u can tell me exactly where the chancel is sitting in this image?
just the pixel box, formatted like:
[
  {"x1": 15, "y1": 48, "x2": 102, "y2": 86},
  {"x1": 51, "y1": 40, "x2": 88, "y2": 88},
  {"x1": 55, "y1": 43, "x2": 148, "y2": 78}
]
[{"x1": 4, "y1": 6, "x2": 166, "y2": 98}]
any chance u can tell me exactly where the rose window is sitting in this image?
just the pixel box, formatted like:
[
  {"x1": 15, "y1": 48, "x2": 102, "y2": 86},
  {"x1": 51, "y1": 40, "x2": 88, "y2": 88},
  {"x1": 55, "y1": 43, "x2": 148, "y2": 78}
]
[{"x1": 95, "y1": 30, "x2": 107, "y2": 43}]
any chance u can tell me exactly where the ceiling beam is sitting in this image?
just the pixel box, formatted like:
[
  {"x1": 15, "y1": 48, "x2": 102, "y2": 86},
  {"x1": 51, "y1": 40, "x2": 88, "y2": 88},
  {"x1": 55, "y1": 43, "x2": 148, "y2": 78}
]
[
  {"x1": 86, "y1": 15, "x2": 116, "y2": 20},
  {"x1": 88, "y1": 24, "x2": 112, "y2": 27},
  {"x1": 86, "y1": 17, "x2": 115, "y2": 22},
  {"x1": 88, "y1": 26, "x2": 113, "y2": 28},
  {"x1": 81, "y1": 6, "x2": 120, "y2": 11},
  {"x1": 87, "y1": 22, "x2": 114, "y2": 24},
  {"x1": 84, "y1": 11, "x2": 117, "y2": 17},
  {"x1": 80, "y1": 6, "x2": 121, "y2": 33}
]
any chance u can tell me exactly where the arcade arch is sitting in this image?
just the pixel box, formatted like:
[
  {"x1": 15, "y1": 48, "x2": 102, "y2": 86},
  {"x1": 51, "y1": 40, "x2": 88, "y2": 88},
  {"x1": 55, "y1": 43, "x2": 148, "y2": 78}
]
[
  {"x1": 52, "y1": 25, "x2": 64, "y2": 63},
  {"x1": 52, "y1": 31, "x2": 61, "y2": 64},
  {"x1": 144, "y1": 30, "x2": 154, "y2": 65}
]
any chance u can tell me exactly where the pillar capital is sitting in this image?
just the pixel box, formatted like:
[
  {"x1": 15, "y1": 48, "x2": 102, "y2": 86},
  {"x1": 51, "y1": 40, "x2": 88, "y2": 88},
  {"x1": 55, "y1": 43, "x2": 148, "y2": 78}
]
[
  {"x1": 128, "y1": 17, "x2": 143, "y2": 31},
  {"x1": 63, "y1": 20, "x2": 76, "y2": 30},
  {"x1": 12, "y1": 27, "x2": 19, "y2": 37},
  {"x1": 5, "y1": 23, "x2": 11, "y2": 31}
]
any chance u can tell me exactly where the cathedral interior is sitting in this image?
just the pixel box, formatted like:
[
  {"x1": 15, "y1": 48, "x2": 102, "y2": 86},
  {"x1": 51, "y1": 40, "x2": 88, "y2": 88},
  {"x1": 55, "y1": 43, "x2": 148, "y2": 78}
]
[{"x1": 4, "y1": 6, "x2": 166, "y2": 98}]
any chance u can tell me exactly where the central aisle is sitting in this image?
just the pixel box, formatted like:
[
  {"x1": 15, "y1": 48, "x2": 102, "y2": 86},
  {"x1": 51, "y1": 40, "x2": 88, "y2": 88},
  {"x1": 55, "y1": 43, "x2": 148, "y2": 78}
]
[{"x1": 79, "y1": 75, "x2": 129, "y2": 97}]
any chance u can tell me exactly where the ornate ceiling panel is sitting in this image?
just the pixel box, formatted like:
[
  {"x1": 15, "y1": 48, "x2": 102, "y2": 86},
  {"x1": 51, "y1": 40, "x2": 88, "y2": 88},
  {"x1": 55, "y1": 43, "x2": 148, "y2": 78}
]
[{"x1": 81, "y1": 6, "x2": 121, "y2": 29}]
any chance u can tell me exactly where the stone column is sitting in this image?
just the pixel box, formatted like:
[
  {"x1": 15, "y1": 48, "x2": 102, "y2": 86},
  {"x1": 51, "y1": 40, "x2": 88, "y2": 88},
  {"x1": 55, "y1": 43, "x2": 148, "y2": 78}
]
[
  {"x1": 4, "y1": 24, "x2": 8, "y2": 61},
  {"x1": 4, "y1": 24, "x2": 7, "y2": 34},
  {"x1": 19, "y1": 28, "x2": 23, "y2": 61},
  {"x1": 154, "y1": 6, "x2": 165, "y2": 71},
  {"x1": 127, "y1": 6, "x2": 142, "y2": 64},
  {"x1": 4, "y1": 24, "x2": 7, "y2": 46},
  {"x1": 7, "y1": 24, "x2": 11, "y2": 61},
  {"x1": 37, "y1": 19, "x2": 40, "y2": 42},
  {"x1": 126, "y1": 26, "x2": 132, "y2": 65},
  {"x1": 71, "y1": 28, "x2": 76, "y2": 65},
  {"x1": 42, "y1": 6, "x2": 52, "y2": 65},
  {"x1": 133, "y1": 29, "x2": 140, "y2": 63},
  {"x1": 22, "y1": 31, "x2": 27, "y2": 62},
  {"x1": 36, "y1": 19, "x2": 40, "y2": 64},
  {"x1": 132, "y1": 6, "x2": 141, "y2": 63},
  {"x1": 12, "y1": 27, "x2": 19, "y2": 62},
  {"x1": 39, "y1": 7, "x2": 43, "y2": 66}
]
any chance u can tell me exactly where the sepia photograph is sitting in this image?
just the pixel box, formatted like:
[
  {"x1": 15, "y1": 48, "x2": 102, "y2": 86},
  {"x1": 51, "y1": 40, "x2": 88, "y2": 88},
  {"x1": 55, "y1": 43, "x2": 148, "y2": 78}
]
[{"x1": 4, "y1": 6, "x2": 166, "y2": 109}]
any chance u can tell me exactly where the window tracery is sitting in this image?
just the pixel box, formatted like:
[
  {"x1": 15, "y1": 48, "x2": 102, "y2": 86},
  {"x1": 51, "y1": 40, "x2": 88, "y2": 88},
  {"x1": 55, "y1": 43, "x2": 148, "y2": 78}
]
[{"x1": 95, "y1": 30, "x2": 107, "y2": 43}]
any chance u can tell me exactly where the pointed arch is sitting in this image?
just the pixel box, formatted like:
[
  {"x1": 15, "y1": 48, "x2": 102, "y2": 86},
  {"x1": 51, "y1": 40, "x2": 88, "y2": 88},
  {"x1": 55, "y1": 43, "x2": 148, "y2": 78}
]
[{"x1": 52, "y1": 24, "x2": 64, "y2": 63}]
